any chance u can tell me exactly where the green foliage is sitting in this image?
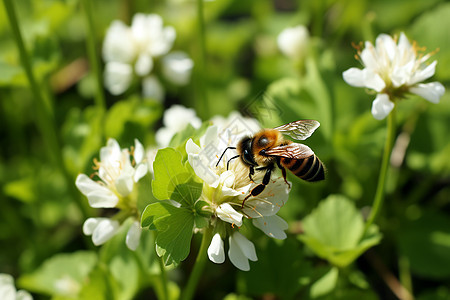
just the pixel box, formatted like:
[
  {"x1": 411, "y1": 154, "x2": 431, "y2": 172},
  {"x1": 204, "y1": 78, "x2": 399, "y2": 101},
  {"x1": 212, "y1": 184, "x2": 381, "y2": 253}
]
[
  {"x1": 18, "y1": 251, "x2": 97, "y2": 297},
  {"x1": 239, "y1": 239, "x2": 313, "y2": 299},
  {"x1": 141, "y1": 148, "x2": 204, "y2": 266},
  {"x1": 398, "y1": 210, "x2": 450, "y2": 279},
  {"x1": 1, "y1": 0, "x2": 449, "y2": 299},
  {"x1": 299, "y1": 195, "x2": 382, "y2": 267}
]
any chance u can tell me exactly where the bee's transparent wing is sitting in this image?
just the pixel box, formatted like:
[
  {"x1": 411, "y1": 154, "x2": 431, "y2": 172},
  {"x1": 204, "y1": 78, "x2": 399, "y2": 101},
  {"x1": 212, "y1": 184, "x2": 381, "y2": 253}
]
[
  {"x1": 264, "y1": 143, "x2": 314, "y2": 159},
  {"x1": 274, "y1": 120, "x2": 320, "y2": 140}
]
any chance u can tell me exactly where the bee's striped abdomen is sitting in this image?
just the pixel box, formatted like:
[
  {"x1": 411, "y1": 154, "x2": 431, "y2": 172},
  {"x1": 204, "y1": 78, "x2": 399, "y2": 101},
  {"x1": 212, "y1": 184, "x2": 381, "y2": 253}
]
[{"x1": 280, "y1": 155, "x2": 325, "y2": 182}]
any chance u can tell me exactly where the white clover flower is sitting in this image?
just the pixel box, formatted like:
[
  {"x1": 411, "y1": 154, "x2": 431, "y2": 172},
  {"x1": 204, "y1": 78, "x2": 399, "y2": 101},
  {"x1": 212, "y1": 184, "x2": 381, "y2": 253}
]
[
  {"x1": 102, "y1": 13, "x2": 193, "y2": 99},
  {"x1": 0, "y1": 273, "x2": 32, "y2": 300},
  {"x1": 343, "y1": 32, "x2": 446, "y2": 120},
  {"x1": 277, "y1": 25, "x2": 310, "y2": 60},
  {"x1": 76, "y1": 139, "x2": 149, "y2": 250},
  {"x1": 156, "y1": 104, "x2": 202, "y2": 147},
  {"x1": 186, "y1": 116, "x2": 291, "y2": 270}
]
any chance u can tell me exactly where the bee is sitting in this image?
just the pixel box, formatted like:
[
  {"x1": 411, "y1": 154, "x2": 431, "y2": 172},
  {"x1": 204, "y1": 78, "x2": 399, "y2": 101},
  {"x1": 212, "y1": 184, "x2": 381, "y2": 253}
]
[{"x1": 216, "y1": 120, "x2": 325, "y2": 206}]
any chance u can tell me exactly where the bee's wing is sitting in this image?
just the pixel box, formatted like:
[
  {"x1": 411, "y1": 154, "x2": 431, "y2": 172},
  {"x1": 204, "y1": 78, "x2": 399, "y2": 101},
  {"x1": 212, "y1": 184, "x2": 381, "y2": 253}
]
[
  {"x1": 264, "y1": 143, "x2": 314, "y2": 159},
  {"x1": 274, "y1": 120, "x2": 320, "y2": 140}
]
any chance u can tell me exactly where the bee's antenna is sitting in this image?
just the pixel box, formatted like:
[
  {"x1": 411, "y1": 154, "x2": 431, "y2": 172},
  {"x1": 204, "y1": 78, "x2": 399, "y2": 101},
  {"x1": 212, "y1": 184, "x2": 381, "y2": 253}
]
[
  {"x1": 216, "y1": 146, "x2": 237, "y2": 167},
  {"x1": 226, "y1": 155, "x2": 240, "y2": 170}
]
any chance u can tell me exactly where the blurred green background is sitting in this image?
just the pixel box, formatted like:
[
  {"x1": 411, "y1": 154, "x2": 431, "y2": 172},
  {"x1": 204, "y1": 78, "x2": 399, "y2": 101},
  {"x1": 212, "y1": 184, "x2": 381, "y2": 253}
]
[{"x1": 0, "y1": 0, "x2": 449, "y2": 299}]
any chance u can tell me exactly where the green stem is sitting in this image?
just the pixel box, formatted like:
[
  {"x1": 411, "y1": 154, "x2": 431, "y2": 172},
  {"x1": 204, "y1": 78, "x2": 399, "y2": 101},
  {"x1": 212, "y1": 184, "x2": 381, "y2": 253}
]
[
  {"x1": 3, "y1": 0, "x2": 90, "y2": 217},
  {"x1": 196, "y1": 0, "x2": 209, "y2": 118},
  {"x1": 157, "y1": 253, "x2": 169, "y2": 300},
  {"x1": 181, "y1": 226, "x2": 213, "y2": 300},
  {"x1": 364, "y1": 106, "x2": 397, "y2": 233},
  {"x1": 80, "y1": 0, "x2": 106, "y2": 114}
]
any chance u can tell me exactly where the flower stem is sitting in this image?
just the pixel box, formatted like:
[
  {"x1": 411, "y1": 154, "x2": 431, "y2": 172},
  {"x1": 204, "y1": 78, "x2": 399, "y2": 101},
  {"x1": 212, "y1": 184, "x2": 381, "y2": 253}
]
[
  {"x1": 80, "y1": 0, "x2": 107, "y2": 114},
  {"x1": 364, "y1": 106, "x2": 397, "y2": 233},
  {"x1": 181, "y1": 226, "x2": 213, "y2": 300},
  {"x1": 196, "y1": 0, "x2": 209, "y2": 118},
  {"x1": 157, "y1": 253, "x2": 169, "y2": 300},
  {"x1": 3, "y1": 0, "x2": 90, "y2": 217}
]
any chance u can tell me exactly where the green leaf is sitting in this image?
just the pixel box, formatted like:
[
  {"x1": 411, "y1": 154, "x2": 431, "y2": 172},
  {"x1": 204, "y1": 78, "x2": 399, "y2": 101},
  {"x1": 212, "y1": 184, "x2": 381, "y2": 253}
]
[
  {"x1": 398, "y1": 210, "x2": 450, "y2": 279},
  {"x1": 238, "y1": 239, "x2": 313, "y2": 299},
  {"x1": 310, "y1": 266, "x2": 339, "y2": 298},
  {"x1": 141, "y1": 202, "x2": 195, "y2": 265},
  {"x1": 169, "y1": 121, "x2": 209, "y2": 149},
  {"x1": 299, "y1": 195, "x2": 382, "y2": 267},
  {"x1": 151, "y1": 148, "x2": 202, "y2": 206},
  {"x1": 18, "y1": 251, "x2": 97, "y2": 297}
]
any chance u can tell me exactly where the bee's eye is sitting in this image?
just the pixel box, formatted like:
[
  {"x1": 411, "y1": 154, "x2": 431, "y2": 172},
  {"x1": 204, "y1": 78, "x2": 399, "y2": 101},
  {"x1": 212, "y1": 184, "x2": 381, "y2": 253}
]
[{"x1": 258, "y1": 136, "x2": 269, "y2": 147}]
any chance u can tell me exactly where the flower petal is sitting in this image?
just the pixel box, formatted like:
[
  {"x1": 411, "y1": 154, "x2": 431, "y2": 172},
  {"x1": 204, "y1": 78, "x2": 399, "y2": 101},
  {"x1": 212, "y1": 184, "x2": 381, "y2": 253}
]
[
  {"x1": 342, "y1": 68, "x2": 385, "y2": 92},
  {"x1": 277, "y1": 25, "x2": 309, "y2": 59},
  {"x1": 142, "y1": 75, "x2": 165, "y2": 102},
  {"x1": 102, "y1": 20, "x2": 136, "y2": 63},
  {"x1": 134, "y1": 163, "x2": 148, "y2": 182},
  {"x1": 208, "y1": 233, "x2": 225, "y2": 264},
  {"x1": 86, "y1": 189, "x2": 119, "y2": 208},
  {"x1": 134, "y1": 139, "x2": 145, "y2": 164},
  {"x1": 104, "y1": 62, "x2": 133, "y2": 95},
  {"x1": 252, "y1": 215, "x2": 289, "y2": 239},
  {"x1": 134, "y1": 53, "x2": 153, "y2": 76},
  {"x1": 162, "y1": 51, "x2": 194, "y2": 86},
  {"x1": 228, "y1": 232, "x2": 257, "y2": 271},
  {"x1": 16, "y1": 290, "x2": 33, "y2": 300},
  {"x1": 0, "y1": 284, "x2": 15, "y2": 300},
  {"x1": 115, "y1": 165, "x2": 135, "y2": 196},
  {"x1": 126, "y1": 221, "x2": 142, "y2": 251},
  {"x1": 92, "y1": 219, "x2": 120, "y2": 246},
  {"x1": 242, "y1": 177, "x2": 289, "y2": 217},
  {"x1": 409, "y1": 61, "x2": 437, "y2": 85},
  {"x1": 83, "y1": 218, "x2": 101, "y2": 236},
  {"x1": 371, "y1": 93, "x2": 394, "y2": 120},
  {"x1": 75, "y1": 174, "x2": 119, "y2": 208},
  {"x1": 216, "y1": 203, "x2": 243, "y2": 226},
  {"x1": 410, "y1": 82, "x2": 445, "y2": 104}
]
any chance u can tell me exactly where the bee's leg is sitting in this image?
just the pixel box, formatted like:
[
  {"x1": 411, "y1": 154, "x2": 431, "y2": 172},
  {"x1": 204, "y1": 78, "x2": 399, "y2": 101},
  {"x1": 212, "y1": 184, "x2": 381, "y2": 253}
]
[
  {"x1": 248, "y1": 165, "x2": 255, "y2": 182},
  {"x1": 242, "y1": 167, "x2": 272, "y2": 208},
  {"x1": 276, "y1": 157, "x2": 290, "y2": 188}
]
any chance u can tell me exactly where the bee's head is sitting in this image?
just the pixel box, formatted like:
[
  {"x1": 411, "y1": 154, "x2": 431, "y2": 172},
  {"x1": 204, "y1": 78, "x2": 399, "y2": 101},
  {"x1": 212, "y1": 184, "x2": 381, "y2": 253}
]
[{"x1": 238, "y1": 137, "x2": 257, "y2": 166}]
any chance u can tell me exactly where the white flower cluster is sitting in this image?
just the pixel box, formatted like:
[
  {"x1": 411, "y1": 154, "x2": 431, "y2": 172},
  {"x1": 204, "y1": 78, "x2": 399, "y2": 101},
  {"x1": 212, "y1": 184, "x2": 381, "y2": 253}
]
[
  {"x1": 186, "y1": 113, "x2": 290, "y2": 271},
  {"x1": 0, "y1": 273, "x2": 32, "y2": 300},
  {"x1": 76, "y1": 139, "x2": 151, "y2": 250},
  {"x1": 102, "y1": 13, "x2": 194, "y2": 100},
  {"x1": 343, "y1": 32, "x2": 445, "y2": 120}
]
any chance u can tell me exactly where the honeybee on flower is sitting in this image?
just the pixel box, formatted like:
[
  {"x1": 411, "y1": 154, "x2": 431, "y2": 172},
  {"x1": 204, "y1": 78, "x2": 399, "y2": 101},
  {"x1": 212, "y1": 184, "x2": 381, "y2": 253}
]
[{"x1": 186, "y1": 113, "x2": 290, "y2": 271}]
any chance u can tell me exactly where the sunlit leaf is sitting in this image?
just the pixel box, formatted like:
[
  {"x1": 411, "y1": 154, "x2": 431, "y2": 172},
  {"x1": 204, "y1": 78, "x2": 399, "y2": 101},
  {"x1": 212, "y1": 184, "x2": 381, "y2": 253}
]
[
  {"x1": 141, "y1": 202, "x2": 195, "y2": 266},
  {"x1": 299, "y1": 195, "x2": 382, "y2": 267},
  {"x1": 310, "y1": 266, "x2": 339, "y2": 298},
  {"x1": 151, "y1": 147, "x2": 201, "y2": 206},
  {"x1": 18, "y1": 251, "x2": 97, "y2": 297}
]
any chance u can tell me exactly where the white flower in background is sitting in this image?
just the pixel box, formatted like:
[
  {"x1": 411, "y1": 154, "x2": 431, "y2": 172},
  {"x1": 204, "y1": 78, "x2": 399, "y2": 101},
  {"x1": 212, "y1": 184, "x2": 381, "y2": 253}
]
[
  {"x1": 187, "y1": 115, "x2": 291, "y2": 270},
  {"x1": 156, "y1": 104, "x2": 202, "y2": 147},
  {"x1": 162, "y1": 51, "x2": 194, "y2": 86},
  {"x1": 277, "y1": 25, "x2": 310, "y2": 60},
  {"x1": 76, "y1": 139, "x2": 148, "y2": 250},
  {"x1": 343, "y1": 32, "x2": 445, "y2": 120},
  {"x1": 102, "y1": 13, "x2": 193, "y2": 100},
  {"x1": 0, "y1": 273, "x2": 32, "y2": 300}
]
